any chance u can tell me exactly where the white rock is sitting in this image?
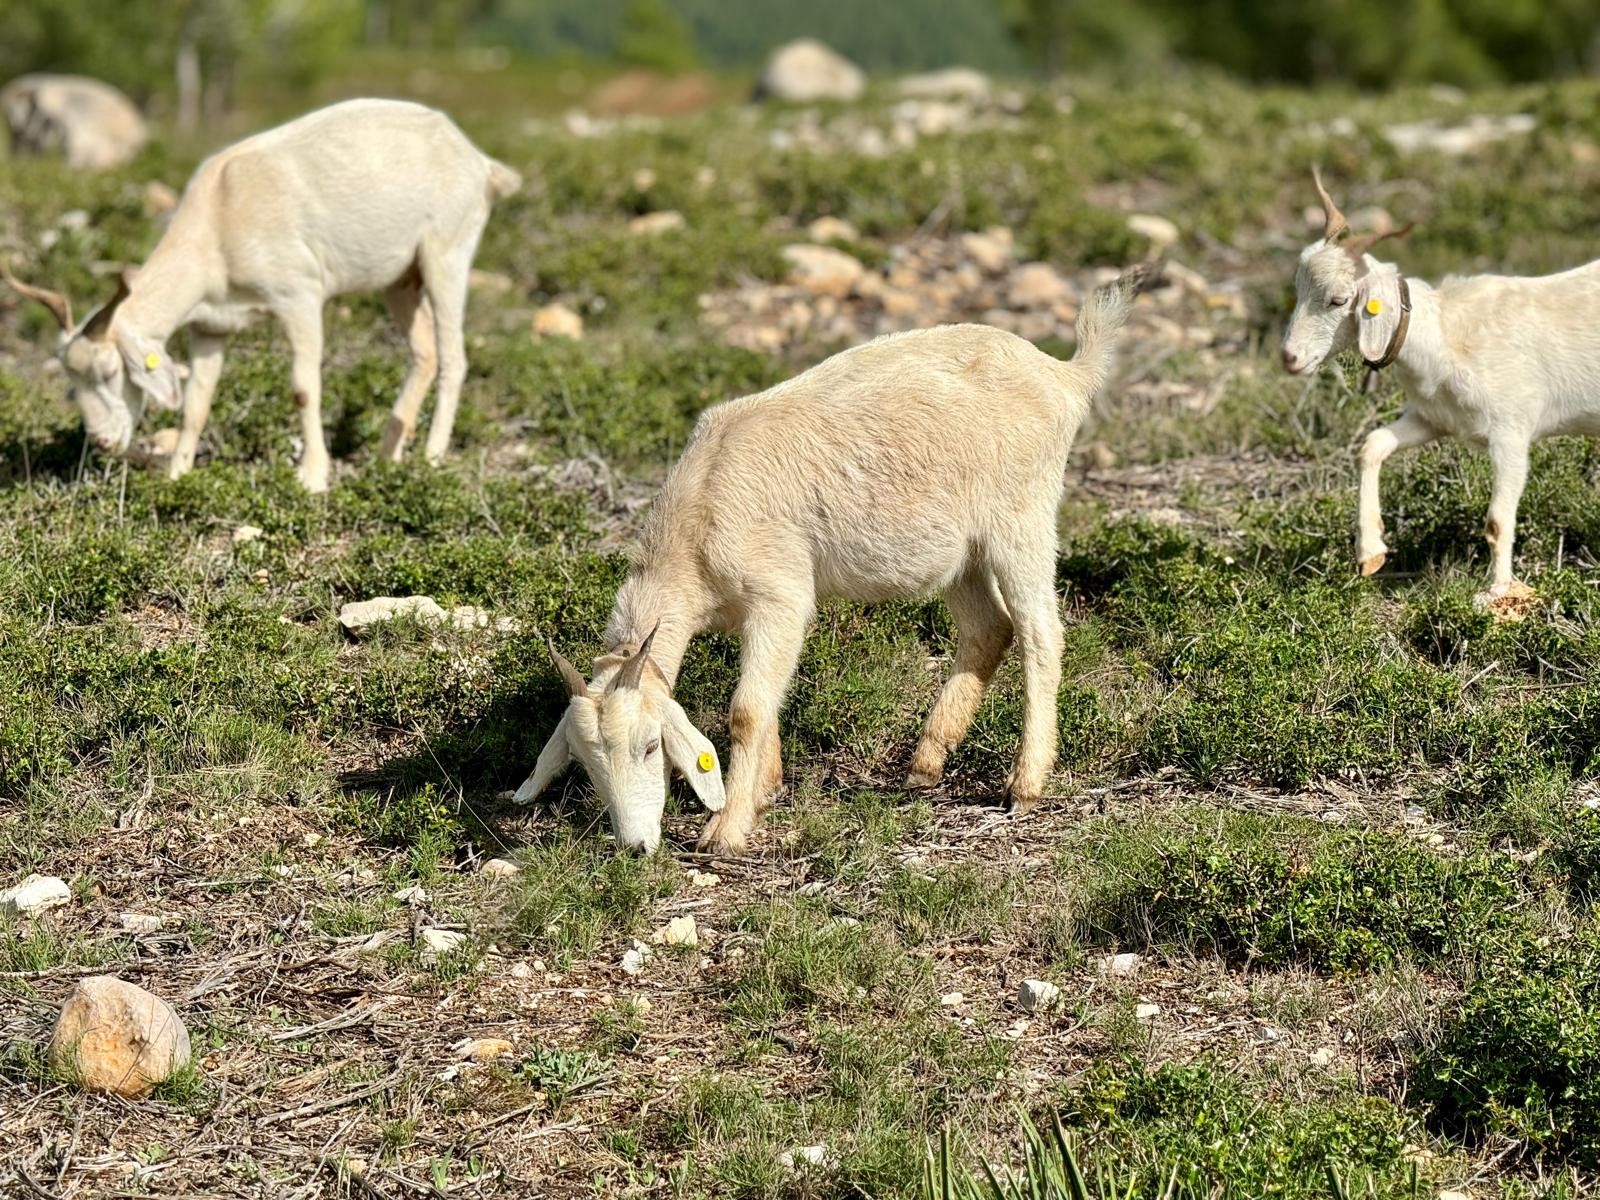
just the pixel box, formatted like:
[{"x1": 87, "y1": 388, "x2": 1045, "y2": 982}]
[
  {"x1": 50, "y1": 976, "x2": 189, "y2": 1097},
  {"x1": 508, "y1": 961, "x2": 534, "y2": 979},
  {"x1": 806, "y1": 216, "x2": 858, "y2": 244},
  {"x1": 231, "y1": 524, "x2": 264, "y2": 545},
  {"x1": 480, "y1": 858, "x2": 521, "y2": 879},
  {"x1": 142, "y1": 180, "x2": 179, "y2": 218},
  {"x1": 796, "y1": 881, "x2": 826, "y2": 897},
  {"x1": 1384, "y1": 113, "x2": 1535, "y2": 157},
  {"x1": 1134, "y1": 1003, "x2": 1161, "y2": 1021},
  {"x1": 1437, "y1": 1191, "x2": 1471, "y2": 1200},
  {"x1": 621, "y1": 939, "x2": 653, "y2": 976},
  {"x1": 452, "y1": 1036, "x2": 514, "y2": 1063},
  {"x1": 393, "y1": 884, "x2": 428, "y2": 906},
  {"x1": 0, "y1": 874, "x2": 71, "y2": 917},
  {"x1": 468, "y1": 268, "x2": 514, "y2": 295},
  {"x1": 118, "y1": 912, "x2": 165, "y2": 934},
  {"x1": 690, "y1": 870, "x2": 721, "y2": 888},
  {"x1": 939, "y1": 991, "x2": 965, "y2": 1007},
  {"x1": 779, "y1": 1144, "x2": 838, "y2": 1172},
  {"x1": 339, "y1": 595, "x2": 448, "y2": 634},
  {"x1": 418, "y1": 927, "x2": 466, "y2": 966},
  {"x1": 532, "y1": 303, "x2": 584, "y2": 341},
  {"x1": 1310, "y1": 1046, "x2": 1337, "y2": 1066},
  {"x1": 1006, "y1": 262, "x2": 1071, "y2": 308},
  {"x1": 1098, "y1": 952, "x2": 1142, "y2": 976},
  {"x1": 755, "y1": 39, "x2": 865, "y2": 103},
  {"x1": 1127, "y1": 213, "x2": 1179, "y2": 251},
  {"x1": 961, "y1": 227, "x2": 1014, "y2": 274},
  {"x1": 1017, "y1": 978, "x2": 1061, "y2": 1013},
  {"x1": 447, "y1": 605, "x2": 519, "y2": 634},
  {"x1": 627, "y1": 210, "x2": 686, "y2": 236},
  {"x1": 782, "y1": 244, "x2": 864, "y2": 298},
  {"x1": 652, "y1": 915, "x2": 698, "y2": 948},
  {"x1": 896, "y1": 67, "x2": 991, "y2": 101}
]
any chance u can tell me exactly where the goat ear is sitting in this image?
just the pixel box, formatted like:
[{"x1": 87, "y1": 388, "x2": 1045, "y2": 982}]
[
  {"x1": 513, "y1": 710, "x2": 573, "y2": 804},
  {"x1": 120, "y1": 339, "x2": 183, "y2": 411},
  {"x1": 1355, "y1": 270, "x2": 1403, "y2": 363},
  {"x1": 661, "y1": 700, "x2": 724, "y2": 812}
]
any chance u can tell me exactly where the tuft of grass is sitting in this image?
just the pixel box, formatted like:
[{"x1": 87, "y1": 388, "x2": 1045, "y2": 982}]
[
  {"x1": 500, "y1": 831, "x2": 681, "y2": 966},
  {"x1": 1074, "y1": 811, "x2": 1524, "y2": 971}
]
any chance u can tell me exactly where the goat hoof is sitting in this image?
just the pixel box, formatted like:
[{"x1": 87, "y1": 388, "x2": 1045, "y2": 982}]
[
  {"x1": 903, "y1": 768, "x2": 941, "y2": 791},
  {"x1": 697, "y1": 812, "x2": 750, "y2": 856},
  {"x1": 1003, "y1": 781, "x2": 1040, "y2": 817},
  {"x1": 297, "y1": 462, "x2": 331, "y2": 494},
  {"x1": 1358, "y1": 552, "x2": 1386, "y2": 577}
]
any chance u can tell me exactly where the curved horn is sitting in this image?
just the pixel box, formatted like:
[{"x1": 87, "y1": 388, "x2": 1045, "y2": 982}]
[
  {"x1": 1, "y1": 264, "x2": 73, "y2": 331},
  {"x1": 609, "y1": 622, "x2": 659, "y2": 694},
  {"x1": 80, "y1": 272, "x2": 133, "y2": 343},
  {"x1": 1311, "y1": 165, "x2": 1348, "y2": 244},
  {"x1": 1342, "y1": 221, "x2": 1415, "y2": 263},
  {"x1": 549, "y1": 640, "x2": 589, "y2": 700}
]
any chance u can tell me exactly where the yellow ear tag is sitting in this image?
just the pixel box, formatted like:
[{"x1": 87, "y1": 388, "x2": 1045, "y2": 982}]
[
  {"x1": 696, "y1": 751, "x2": 714, "y2": 773},
  {"x1": 144, "y1": 352, "x2": 162, "y2": 370},
  {"x1": 1365, "y1": 298, "x2": 1383, "y2": 316}
]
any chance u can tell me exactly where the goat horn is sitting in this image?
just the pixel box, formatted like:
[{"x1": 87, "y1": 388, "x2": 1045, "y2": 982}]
[
  {"x1": 1, "y1": 263, "x2": 73, "y2": 331},
  {"x1": 80, "y1": 273, "x2": 133, "y2": 343},
  {"x1": 610, "y1": 622, "x2": 660, "y2": 694},
  {"x1": 1311, "y1": 165, "x2": 1348, "y2": 244},
  {"x1": 549, "y1": 640, "x2": 589, "y2": 700},
  {"x1": 1342, "y1": 222, "x2": 1416, "y2": 262}
]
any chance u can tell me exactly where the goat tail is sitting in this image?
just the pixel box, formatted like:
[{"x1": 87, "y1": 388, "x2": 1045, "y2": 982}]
[
  {"x1": 486, "y1": 157, "x2": 523, "y2": 201},
  {"x1": 1066, "y1": 262, "x2": 1155, "y2": 395}
]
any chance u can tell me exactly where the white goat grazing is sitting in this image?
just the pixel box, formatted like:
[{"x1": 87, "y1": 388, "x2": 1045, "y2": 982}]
[
  {"x1": 3, "y1": 98, "x2": 521, "y2": 491},
  {"x1": 1282, "y1": 168, "x2": 1600, "y2": 598},
  {"x1": 1, "y1": 74, "x2": 147, "y2": 170},
  {"x1": 515, "y1": 268, "x2": 1147, "y2": 854}
]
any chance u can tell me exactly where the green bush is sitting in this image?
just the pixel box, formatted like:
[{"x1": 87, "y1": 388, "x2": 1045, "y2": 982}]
[{"x1": 1417, "y1": 925, "x2": 1600, "y2": 1164}]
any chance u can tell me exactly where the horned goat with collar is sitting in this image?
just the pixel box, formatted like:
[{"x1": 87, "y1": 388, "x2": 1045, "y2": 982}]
[
  {"x1": 4, "y1": 99, "x2": 521, "y2": 491},
  {"x1": 517, "y1": 267, "x2": 1149, "y2": 855},
  {"x1": 1282, "y1": 167, "x2": 1600, "y2": 598}
]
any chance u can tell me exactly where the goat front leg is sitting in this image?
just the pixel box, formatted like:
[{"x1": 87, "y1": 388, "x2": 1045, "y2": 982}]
[
  {"x1": 1356, "y1": 409, "x2": 1438, "y2": 576},
  {"x1": 168, "y1": 332, "x2": 225, "y2": 480},
  {"x1": 698, "y1": 599, "x2": 810, "y2": 856},
  {"x1": 279, "y1": 301, "x2": 330, "y2": 492},
  {"x1": 1484, "y1": 433, "x2": 1532, "y2": 596}
]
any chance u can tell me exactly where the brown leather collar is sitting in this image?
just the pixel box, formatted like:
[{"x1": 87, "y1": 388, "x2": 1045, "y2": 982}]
[{"x1": 1362, "y1": 275, "x2": 1412, "y2": 371}]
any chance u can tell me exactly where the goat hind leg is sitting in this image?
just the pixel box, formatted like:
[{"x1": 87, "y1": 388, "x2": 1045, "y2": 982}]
[
  {"x1": 906, "y1": 569, "x2": 1014, "y2": 789},
  {"x1": 992, "y1": 554, "x2": 1063, "y2": 816},
  {"x1": 417, "y1": 238, "x2": 475, "y2": 465},
  {"x1": 379, "y1": 278, "x2": 437, "y2": 462}
]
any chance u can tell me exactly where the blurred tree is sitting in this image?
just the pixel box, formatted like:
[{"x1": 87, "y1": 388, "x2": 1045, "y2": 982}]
[
  {"x1": 617, "y1": 0, "x2": 699, "y2": 72},
  {"x1": 0, "y1": 0, "x2": 361, "y2": 115}
]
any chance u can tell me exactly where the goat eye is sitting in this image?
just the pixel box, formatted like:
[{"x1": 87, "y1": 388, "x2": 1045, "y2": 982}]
[
  {"x1": 1328, "y1": 297, "x2": 1349, "y2": 309},
  {"x1": 644, "y1": 740, "x2": 661, "y2": 757}
]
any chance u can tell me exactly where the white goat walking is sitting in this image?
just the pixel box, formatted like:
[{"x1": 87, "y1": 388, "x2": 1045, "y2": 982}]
[
  {"x1": 1282, "y1": 167, "x2": 1600, "y2": 597},
  {"x1": 515, "y1": 268, "x2": 1148, "y2": 854},
  {"x1": 4, "y1": 98, "x2": 521, "y2": 491}
]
